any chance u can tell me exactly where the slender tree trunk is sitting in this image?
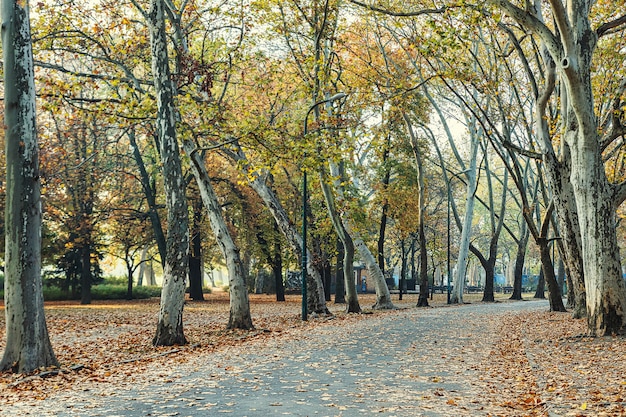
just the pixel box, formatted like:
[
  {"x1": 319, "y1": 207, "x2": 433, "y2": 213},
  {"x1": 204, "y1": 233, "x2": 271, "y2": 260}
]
[
  {"x1": 319, "y1": 169, "x2": 360, "y2": 313},
  {"x1": 184, "y1": 141, "x2": 253, "y2": 329},
  {"x1": 148, "y1": 0, "x2": 189, "y2": 346},
  {"x1": 323, "y1": 255, "x2": 332, "y2": 302},
  {"x1": 126, "y1": 256, "x2": 134, "y2": 300},
  {"x1": 557, "y1": 258, "x2": 565, "y2": 299},
  {"x1": 231, "y1": 149, "x2": 328, "y2": 314},
  {"x1": 510, "y1": 225, "x2": 529, "y2": 300},
  {"x1": 273, "y1": 247, "x2": 285, "y2": 302},
  {"x1": 129, "y1": 130, "x2": 167, "y2": 268},
  {"x1": 399, "y1": 240, "x2": 407, "y2": 301},
  {"x1": 137, "y1": 245, "x2": 149, "y2": 286},
  {"x1": 538, "y1": 239, "x2": 566, "y2": 312},
  {"x1": 534, "y1": 269, "x2": 546, "y2": 299},
  {"x1": 80, "y1": 241, "x2": 92, "y2": 304},
  {"x1": 404, "y1": 114, "x2": 429, "y2": 307},
  {"x1": 377, "y1": 137, "x2": 391, "y2": 273},
  {"x1": 334, "y1": 238, "x2": 346, "y2": 304},
  {"x1": 189, "y1": 197, "x2": 205, "y2": 301},
  {"x1": 450, "y1": 140, "x2": 479, "y2": 304},
  {"x1": 0, "y1": 0, "x2": 58, "y2": 372}
]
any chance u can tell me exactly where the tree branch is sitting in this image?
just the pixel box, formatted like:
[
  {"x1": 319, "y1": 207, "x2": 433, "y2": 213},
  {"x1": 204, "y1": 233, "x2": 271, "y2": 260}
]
[
  {"x1": 597, "y1": 13, "x2": 626, "y2": 38},
  {"x1": 346, "y1": 0, "x2": 448, "y2": 17}
]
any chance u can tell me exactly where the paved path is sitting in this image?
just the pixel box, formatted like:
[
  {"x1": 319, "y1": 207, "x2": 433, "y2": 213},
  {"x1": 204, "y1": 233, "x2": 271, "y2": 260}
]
[{"x1": 5, "y1": 300, "x2": 550, "y2": 416}]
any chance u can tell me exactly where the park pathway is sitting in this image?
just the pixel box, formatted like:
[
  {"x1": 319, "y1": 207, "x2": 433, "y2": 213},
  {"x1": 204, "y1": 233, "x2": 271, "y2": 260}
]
[{"x1": 5, "y1": 300, "x2": 550, "y2": 416}]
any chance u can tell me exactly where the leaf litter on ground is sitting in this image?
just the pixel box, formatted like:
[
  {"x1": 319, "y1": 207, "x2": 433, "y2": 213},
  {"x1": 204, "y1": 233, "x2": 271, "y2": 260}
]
[{"x1": 0, "y1": 292, "x2": 625, "y2": 416}]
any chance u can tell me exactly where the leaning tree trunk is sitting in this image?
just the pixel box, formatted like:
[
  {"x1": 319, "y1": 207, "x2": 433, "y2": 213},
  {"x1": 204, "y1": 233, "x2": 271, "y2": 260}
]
[
  {"x1": 319, "y1": 170, "x2": 360, "y2": 313},
  {"x1": 450, "y1": 141, "x2": 479, "y2": 304},
  {"x1": 148, "y1": 0, "x2": 189, "y2": 346},
  {"x1": 129, "y1": 130, "x2": 167, "y2": 268},
  {"x1": 230, "y1": 149, "x2": 328, "y2": 314},
  {"x1": 328, "y1": 162, "x2": 394, "y2": 310},
  {"x1": 0, "y1": 0, "x2": 58, "y2": 373},
  {"x1": 185, "y1": 141, "x2": 253, "y2": 329}
]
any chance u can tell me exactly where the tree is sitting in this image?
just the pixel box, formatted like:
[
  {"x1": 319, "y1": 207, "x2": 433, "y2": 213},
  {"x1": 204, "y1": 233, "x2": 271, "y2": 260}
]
[
  {"x1": 0, "y1": 0, "x2": 58, "y2": 372},
  {"x1": 144, "y1": 0, "x2": 190, "y2": 346},
  {"x1": 490, "y1": 0, "x2": 626, "y2": 334},
  {"x1": 183, "y1": 143, "x2": 254, "y2": 329}
]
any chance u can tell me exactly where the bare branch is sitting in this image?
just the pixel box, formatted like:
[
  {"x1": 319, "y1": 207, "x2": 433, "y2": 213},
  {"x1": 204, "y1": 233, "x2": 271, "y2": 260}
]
[{"x1": 597, "y1": 13, "x2": 626, "y2": 38}]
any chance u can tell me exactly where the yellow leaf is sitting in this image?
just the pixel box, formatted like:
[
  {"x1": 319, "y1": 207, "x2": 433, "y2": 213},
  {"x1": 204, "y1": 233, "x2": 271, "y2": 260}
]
[{"x1": 580, "y1": 402, "x2": 587, "y2": 410}]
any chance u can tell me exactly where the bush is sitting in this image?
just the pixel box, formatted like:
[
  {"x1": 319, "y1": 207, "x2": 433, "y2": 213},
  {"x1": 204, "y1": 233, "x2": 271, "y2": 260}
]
[
  {"x1": 43, "y1": 286, "x2": 72, "y2": 301},
  {"x1": 101, "y1": 276, "x2": 127, "y2": 286},
  {"x1": 91, "y1": 284, "x2": 161, "y2": 300}
]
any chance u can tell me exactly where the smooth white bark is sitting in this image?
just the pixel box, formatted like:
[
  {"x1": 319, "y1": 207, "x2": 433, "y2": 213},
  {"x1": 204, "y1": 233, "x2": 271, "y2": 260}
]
[{"x1": 184, "y1": 141, "x2": 253, "y2": 329}]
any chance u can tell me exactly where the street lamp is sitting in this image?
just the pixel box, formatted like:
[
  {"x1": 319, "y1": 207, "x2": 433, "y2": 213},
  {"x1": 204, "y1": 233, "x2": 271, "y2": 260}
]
[{"x1": 302, "y1": 92, "x2": 347, "y2": 321}]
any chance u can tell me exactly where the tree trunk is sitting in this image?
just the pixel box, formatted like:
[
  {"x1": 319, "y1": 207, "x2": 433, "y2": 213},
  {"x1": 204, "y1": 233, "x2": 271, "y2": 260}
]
[
  {"x1": 0, "y1": 0, "x2": 58, "y2": 372},
  {"x1": 482, "y1": 258, "x2": 495, "y2": 302},
  {"x1": 184, "y1": 141, "x2": 253, "y2": 329},
  {"x1": 189, "y1": 197, "x2": 205, "y2": 301},
  {"x1": 148, "y1": 0, "x2": 189, "y2": 346},
  {"x1": 334, "y1": 238, "x2": 346, "y2": 304},
  {"x1": 557, "y1": 258, "x2": 565, "y2": 299},
  {"x1": 538, "y1": 239, "x2": 566, "y2": 312},
  {"x1": 126, "y1": 257, "x2": 134, "y2": 300},
  {"x1": 323, "y1": 254, "x2": 332, "y2": 302},
  {"x1": 231, "y1": 149, "x2": 328, "y2": 315},
  {"x1": 273, "y1": 246, "x2": 285, "y2": 302},
  {"x1": 399, "y1": 240, "x2": 407, "y2": 301},
  {"x1": 319, "y1": 169, "x2": 360, "y2": 313},
  {"x1": 129, "y1": 129, "x2": 167, "y2": 268},
  {"x1": 377, "y1": 137, "x2": 391, "y2": 273},
  {"x1": 510, "y1": 225, "x2": 529, "y2": 300},
  {"x1": 450, "y1": 139, "x2": 479, "y2": 304},
  {"x1": 137, "y1": 245, "x2": 149, "y2": 286},
  {"x1": 327, "y1": 162, "x2": 393, "y2": 310},
  {"x1": 534, "y1": 269, "x2": 546, "y2": 299},
  {"x1": 80, "y1": 241, "x2": 92, "y2": 305}
]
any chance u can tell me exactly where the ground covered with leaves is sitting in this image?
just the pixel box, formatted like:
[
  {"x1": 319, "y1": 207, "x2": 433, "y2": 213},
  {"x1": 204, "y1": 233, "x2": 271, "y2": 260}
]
[{"x1": 0, "y1": 292, "x2": 625, "y2": 416}]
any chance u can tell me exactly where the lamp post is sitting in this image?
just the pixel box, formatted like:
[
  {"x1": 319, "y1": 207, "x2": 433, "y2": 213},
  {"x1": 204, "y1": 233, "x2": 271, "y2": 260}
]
[{"x1": 302, "y1": 92, "x2": 347, "y2": 321}]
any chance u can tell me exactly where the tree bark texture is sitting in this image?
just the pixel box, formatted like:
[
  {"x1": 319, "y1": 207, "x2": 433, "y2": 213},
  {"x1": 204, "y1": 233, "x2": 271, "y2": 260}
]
[
  {"x1": 492, "y1": 0, "x2": 626, "y2": 336},
  {"x1": 148, "y1": 0, "x2": 189, "y2": 346},
  {"x1": 0, "y1": 0, "x2": 58, "y2": 372},
  {"x1": 185, "y1": 141, "x2": 253, "y2": 329}
]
